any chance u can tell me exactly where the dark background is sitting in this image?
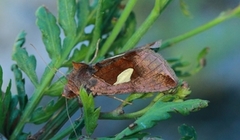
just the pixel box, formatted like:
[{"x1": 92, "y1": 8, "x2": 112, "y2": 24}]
[{"x1": 1, "y1": 0, "x2": 240, "y2": 139}]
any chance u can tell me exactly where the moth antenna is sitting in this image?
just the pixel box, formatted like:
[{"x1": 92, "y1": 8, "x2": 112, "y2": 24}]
[
  {"x1": 107, "y1": 95, "x2": 132, "y2": 105},
  {"x1": 89, "y1": 39, "x2": 100, "y2": 64},
  {"x1": 65, "y1": 98, "x2": 79, "y2": 138},
  {"x1": 30, "y1": 44, "x2": 78, "y2": 138},
  {"x1": 30, "y1": 44, "x2": 67, "y2": 77}
]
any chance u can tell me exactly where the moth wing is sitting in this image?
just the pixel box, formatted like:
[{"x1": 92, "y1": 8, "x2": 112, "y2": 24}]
[{"x1": 90, "y1": 47, "x2": 178, "y2": 95}]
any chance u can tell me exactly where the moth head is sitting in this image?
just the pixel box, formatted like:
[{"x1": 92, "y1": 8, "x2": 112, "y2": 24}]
[
  {"x1": 62, "y1": 62, "x2": 95, "y2": 98},
  {"x1": 62, "y1": 84, "x2": 78, "y2": 99}
]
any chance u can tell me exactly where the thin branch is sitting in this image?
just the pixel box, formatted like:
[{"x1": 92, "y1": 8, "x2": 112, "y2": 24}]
[{"x1": 160, "y1": 5, "x2": 240, "y2": 50}]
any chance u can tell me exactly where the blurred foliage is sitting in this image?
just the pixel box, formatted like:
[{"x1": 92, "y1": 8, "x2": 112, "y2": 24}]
[{"x1": 178, "y1": 124, "x2": 197, "y2": 140}]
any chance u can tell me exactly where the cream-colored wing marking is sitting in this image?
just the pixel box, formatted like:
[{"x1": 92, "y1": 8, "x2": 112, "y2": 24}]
[{"x1": 113, "y1": 68, "x2": 134, "y2": 85}]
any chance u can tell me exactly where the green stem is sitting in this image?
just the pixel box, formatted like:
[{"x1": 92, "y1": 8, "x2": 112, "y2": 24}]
[
  {"x1": 51, "y1": 119, "x2": 83, "y2": 140},
  {"x1": 160, "y1": 5, "x2": 240, "y2": 50},
  {"x1": 39, "y1": 99, "x2": 80, "y2": 139},
  {"x1": 120, "y1": 0, "x2": 171, "y2": 52},
  {"x1": 11, "y1": 29, "x2": 83, "y2": 140},
  {"x1": 85, "y1": 0, "x2": 103, "y2": 62},
  {"x1": 11, "y1": 1, "x2": 99, "y2": 138},
  {"x1": 76, "y1": 5, "x2": 97, "y2": 43},
  {"x1": 10, "y1": 62, "x2": 58, "y2": 140},
  {"x1": 99, "y1": 93, "x2": 164, "y2": 120},
  {"x1": 99, "y1": 0, "x2": 137, "y2": 57}
]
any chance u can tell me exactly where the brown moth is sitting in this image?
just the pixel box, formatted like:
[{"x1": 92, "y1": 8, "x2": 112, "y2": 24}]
[{"x1": 62, "y1": 41, "x2": 178, "y2": 98}]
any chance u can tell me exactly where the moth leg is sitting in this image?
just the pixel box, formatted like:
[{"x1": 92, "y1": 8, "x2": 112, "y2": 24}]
[{"x1": 107, "y1": 95, "x2": 132, "y2": 105}]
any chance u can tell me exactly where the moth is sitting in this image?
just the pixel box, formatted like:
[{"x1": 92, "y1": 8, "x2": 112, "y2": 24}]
[{"x1": 62, "y1": 41, "x2": 178, "y2": 98}]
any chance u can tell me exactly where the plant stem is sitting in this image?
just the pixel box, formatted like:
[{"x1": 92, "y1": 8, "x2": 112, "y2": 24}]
[
  {"x1": 99, "y1": 0, "x2": 137, "y2": 57},
  {"x1": 11, "y1": 32, "x2": 83, "y2": 140},
  {"x1": 38, "y1": 98, "x2": 80, "y2": 139},
  {"x1": 120, "y1": 0, "x2": 171, "y2": 52},
  {"x1": 85, "y1": 0, "x2": 103, "y2": 62},
  {"x1": 99, "y1": 93, "x2": 164, "y2": 120},
  {"x1": 160, "y1": 5, "x2": 240, "y2": 50},
  {"x1": 10, "y1": 62, "x2": 58, "y2": 140},
  {"x1": 52, "y1": 119, "x2": 84, "y2": 140}
]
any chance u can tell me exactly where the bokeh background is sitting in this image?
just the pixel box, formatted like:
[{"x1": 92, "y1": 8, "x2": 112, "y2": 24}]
[{"x1": 1, "y1": 0, "x2": 240, "y2": 139}]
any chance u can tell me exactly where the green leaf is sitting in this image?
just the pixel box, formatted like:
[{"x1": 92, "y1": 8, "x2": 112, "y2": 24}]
[
  {"x1": 193, "y1": 47, "x2": 209, "y2": 73},
  {"x1": 18, "y1": 133, "x2": 29, "y2": 140},
  {"x1": 8, "y1": 96, "x2": 21, "y2": 133},
  {"x1": 98, "y1": 132, "x2": 150, "y2": 140},
  {"x1": 0, "y1": 66, "x2": 2, "y2": 93},
  {"x1": 127, "y1": 93, "x2": 153, "y2": 103},
  {"x1": 68, "y1": 119, "x2": 85, "y2": 139},
  {"x1": 167, "y1": 57, "x2": 182, "y2": 63},
  {"x1": 99, "y1": 0, "x2": 137, "y2": 57},
  {"x1": 44, "y1": 77, "x2": 66, "y2": 96},
  {"x1": 101, "y1": 0, "x2": 121, "y2": 11},
  {"x1": 97, "y1": 137, "x2": 115, "y2": 140},
  {"x1": 120, "y1": 132, "x2": 150, "y2": 140},
  {"x1": 12, "y1": 31, "x2": 39, "y2": 87},
  {"x1": 80, "y1": 88, "x2": 100, "y2": 136},
  {"x1": 142, "y1": 137, "x2": 163, "y2": 140},
  {"x1": 101, "y1": 0, "x2": 122, "y2": 30},
  {"x1": 0, "y1": 66, "x2": 3, "y2": 134},
  {"x1": 115, "y1": 99, "x2": 208, "y2": 139},
  {"x1": 159, "y1": 81, "x2": 191, "y2": 102},
  {"x1": 0, "y1": 72, "x2": 12, "y2": 135},
  {"x1": 120, "y1": 93, "x2": 153, "y2": 107},
  {"x1": 187, "y1": 47, "x2": 209, "y2": 75},
  {"x1": 168, "y1": 57, "x2": 191, "y2": 77},
  {"x1": 0, "y1": 80, "x2": 12, "y2": 136},
  {"x1": 110, "y1": 12, "x2": 136, "y2": 53},
  {"x1": 30, "y1": 98, "x2": 78, "y2": 140},
  {"x1": 63, "y1": 44, "x2": 89, "y2": 67},
  {"x1": 9, "y1": 95, "x2": 19, "y2": 114},
  {"x1": 174, "y1": 82, "x2": 191, "y2": 101},
  {"x1": 197, "y1": 47, "x2": 209, "y2": 62},
  {"x1": 77, "y1": 0, "x2": 90, "y2": 33},
  {"x1": 52, "y1": 118, "x2": 84, "y2": 140},
  {"x1": 178, "y1": 124, "x2": 197, "y2": 140},
  {"x1": 62, "y1": 36, "x2": 76, "y2": 56},
  {"x1": 30, "y1": 100, "x2": 56, "y2": 124},
  {"x1": 169, "y1": 47, "x2": 209, "y2": 77},
  {"x1": 85, "y1": 0, "x2": 103, "y2": 62},
  {"x1": 3, "y1": 80, "x2": 12, "y2": 117},
  {"x1": 36, "y1": 6, "x2": 61, "y2": 60},
  {"x1": 171, "y1": 61, "x2": 190, "y2": 69},
  {"x1": 58, "y1": 0, "x2": 77, "y2": 37},
  {"x1": 120, "y1": 0, "x2": 170, "y2": 53},
  {"x1": 179, "y1": 0, "x2": 192, "y2": 17},
  {"x1": 11, "y1": 64, "x2": 28, "y2": 111},
  {"x1": 7, "y1": 108, "x2": 20, "y2": 137}
]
